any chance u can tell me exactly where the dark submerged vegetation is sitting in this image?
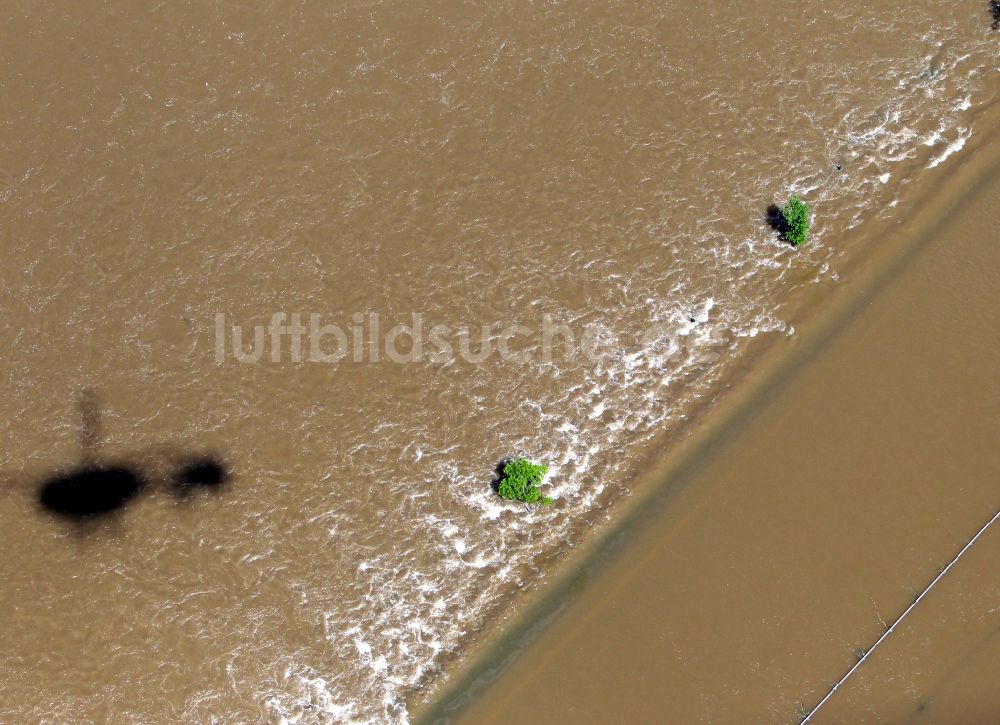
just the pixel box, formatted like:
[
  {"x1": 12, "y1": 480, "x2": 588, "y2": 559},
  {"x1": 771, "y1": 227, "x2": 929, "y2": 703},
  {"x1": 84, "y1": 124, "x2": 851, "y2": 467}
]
[{"x1": 496, "y1": 458, "x2": 552, "y2": 505}]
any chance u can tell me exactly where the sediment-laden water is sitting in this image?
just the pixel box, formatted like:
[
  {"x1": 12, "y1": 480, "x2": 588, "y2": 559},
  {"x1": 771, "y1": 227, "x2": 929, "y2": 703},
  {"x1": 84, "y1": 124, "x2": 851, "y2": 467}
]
[{"x1": 0, "y1": 2, "x2": 997, "y2": 721}]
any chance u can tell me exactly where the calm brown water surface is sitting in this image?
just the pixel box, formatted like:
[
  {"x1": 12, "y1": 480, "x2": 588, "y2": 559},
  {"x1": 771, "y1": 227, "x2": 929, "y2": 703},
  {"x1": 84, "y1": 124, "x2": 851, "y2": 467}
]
[{"x1": 0, "y1": 1, "x2": 997, "y2": 721}]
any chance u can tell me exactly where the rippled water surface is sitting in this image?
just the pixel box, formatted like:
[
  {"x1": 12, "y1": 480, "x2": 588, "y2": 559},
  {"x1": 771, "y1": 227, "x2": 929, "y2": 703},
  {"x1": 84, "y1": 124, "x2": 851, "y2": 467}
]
[{"x1": 0, "y1": 1, "x2": 997, "y2": 721}]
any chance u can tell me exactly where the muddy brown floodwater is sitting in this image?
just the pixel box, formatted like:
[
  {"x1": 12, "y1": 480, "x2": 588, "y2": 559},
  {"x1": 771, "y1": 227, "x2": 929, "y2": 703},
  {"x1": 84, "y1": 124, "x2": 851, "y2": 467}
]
[
  {"x1": 431, "y1": 121, "x2": 1000, "y2": 724},
  {"x1": 1, "y1": 1, "x2": 998, "y2": 722}
]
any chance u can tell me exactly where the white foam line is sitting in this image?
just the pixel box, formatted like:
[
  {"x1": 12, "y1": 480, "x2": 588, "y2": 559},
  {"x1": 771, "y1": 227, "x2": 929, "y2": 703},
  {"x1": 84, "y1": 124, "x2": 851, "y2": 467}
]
[
  {"x1": 801, "y1": 507, "x2": 1000, "y2": 724},
  {"x1": 928, "y1": 129, "x2": 969, "y2": 168}
]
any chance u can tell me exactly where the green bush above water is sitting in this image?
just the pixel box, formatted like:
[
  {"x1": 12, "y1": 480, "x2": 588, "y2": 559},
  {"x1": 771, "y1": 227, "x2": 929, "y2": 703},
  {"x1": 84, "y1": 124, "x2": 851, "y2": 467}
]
[
  {"x1": 780, "y1": 195, "x2": 811, "y2": 247},
  {"x1": 497, "y1": 458, "x2": 552, "y2": 506}
]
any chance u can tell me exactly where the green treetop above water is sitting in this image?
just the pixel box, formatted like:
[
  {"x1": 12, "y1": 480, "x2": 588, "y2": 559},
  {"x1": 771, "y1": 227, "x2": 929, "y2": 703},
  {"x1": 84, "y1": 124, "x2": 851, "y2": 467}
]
[
  {"x1": 497, "y1": 458, "x2": 552, "y2": 506},
  {"x1": 781, "y1": 195, "x2": 810, "y2": 247}
]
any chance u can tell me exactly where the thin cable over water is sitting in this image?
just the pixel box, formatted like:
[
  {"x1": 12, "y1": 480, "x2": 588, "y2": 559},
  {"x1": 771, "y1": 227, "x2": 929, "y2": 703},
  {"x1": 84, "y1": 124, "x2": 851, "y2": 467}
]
[{"x1": 801, "y1": 508, "x2": 1000, "y2": 723}]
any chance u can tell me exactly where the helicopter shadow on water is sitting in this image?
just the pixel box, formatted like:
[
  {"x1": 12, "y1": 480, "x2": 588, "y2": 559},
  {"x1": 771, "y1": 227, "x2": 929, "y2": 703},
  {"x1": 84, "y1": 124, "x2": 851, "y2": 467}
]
[
  {"x1": 36, "y1": 449, "x2": 231, "y2": 520},
  {"x1": 17, "y1": 390, "x2": 233, "y2": 526}
]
